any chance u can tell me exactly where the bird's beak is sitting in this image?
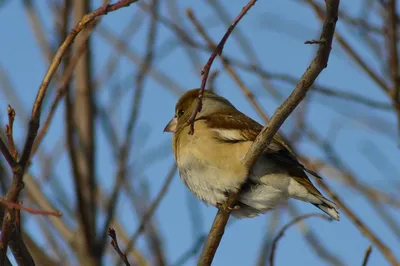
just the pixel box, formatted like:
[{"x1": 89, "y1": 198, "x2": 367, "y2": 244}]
[{"x1": 163, "y1": 117, "x2": 178, "y2": 133}]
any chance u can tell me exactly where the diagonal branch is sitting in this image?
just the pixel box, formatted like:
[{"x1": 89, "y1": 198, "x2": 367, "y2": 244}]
[
  {"x1": 317, "y1": 180, "x2": 399, "y2": 265},
  {"x1": 0, "y1": 139, "x2": 15, "y2": 169},
  {"x1": 197, "y1": 1, "x2": 340, "y2": 265},
  {"x1": 20, "y1": 0, "x2": 141, "y2": 167},
  {"x1": 186, "y1": 0, "x2": 258, "y2": 135},
  {"x1": 108, "y1": 228, "x2": 131, "y2": 266},
  {"x1": 124, "y1": 164, "x2": 177, "y2": 256},
  {"x1": 361, "y1": 246, "x2": 373, "y2": 266},
  {"x1": 269, "y1": 214, "x2": 332, "y2": 266}
]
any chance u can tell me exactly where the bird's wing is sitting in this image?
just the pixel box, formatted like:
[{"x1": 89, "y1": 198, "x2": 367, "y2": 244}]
[
  {"x1": 199, "y1": 112, "x2": 323, "y2": 185},
  {"x1": 198, "y1": 112, "x2": 262, "y2": 143}
]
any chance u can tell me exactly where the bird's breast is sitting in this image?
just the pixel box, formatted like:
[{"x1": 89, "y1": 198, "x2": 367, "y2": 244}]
[{"x1": 172, "y1": 126, "x2": 248, "y2": 206}]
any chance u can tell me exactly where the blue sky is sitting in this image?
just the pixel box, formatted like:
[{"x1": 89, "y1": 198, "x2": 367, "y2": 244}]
[{"x1": 0, "y1": 0, "x2": 399, "y2": 265}]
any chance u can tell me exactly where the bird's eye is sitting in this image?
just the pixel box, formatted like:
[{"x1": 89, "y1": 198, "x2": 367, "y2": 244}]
[{"x1": 177, "y1": 109, "x2": 184, "y2": 117}]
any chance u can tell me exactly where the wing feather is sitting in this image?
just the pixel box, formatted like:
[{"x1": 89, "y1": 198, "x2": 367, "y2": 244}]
[{"x1": 197, "y1": 112, "x2": 323, "y2": 183}]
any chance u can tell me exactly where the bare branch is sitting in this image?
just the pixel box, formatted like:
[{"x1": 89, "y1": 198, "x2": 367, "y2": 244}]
[
  {"x1": 0, "y1": 138, "x2": 15, "y2": 169},
  {"x1": 387, "y1": 0, "x2": 399, "y2": 99},
  {"x1": 20, "y1": 0, "x2": 141, "y2": 167},
  {"x1": 173, "y1": 235, "x2": 207, "y2": 266},
  {"x1": 361, "y1": 246, "x2": 373, "y2": 266},
  {"x1": 269, "y1": 214, "x2": 332, "y2": 266},
  {"x1": 197, "y1": 1, "x2": 340, "y2": 265},
  {"x1": 108, "y1": 228, "x2": 131, "y2": 266},
  {"x1": 317, "y1": 180, "x2": 399, "y2": 265},
  {"x1": 185, "y1": 0, "x2": 258, "y2": 135},
  {"x1": 99, "y1": 0, "x2": 160, "y2": 254},
  {"x1": 124, "y1": 164, "x2": 177, "y2": 255},
  {"x1": 0, "y1": 1, "x2": 141, "y2": 264},
  {"x1": 0, "y1": 198, "x2": 62, "y2": 217},
  {"x1": 5, "y1": 105, "x2": 17, "y2": 160}
]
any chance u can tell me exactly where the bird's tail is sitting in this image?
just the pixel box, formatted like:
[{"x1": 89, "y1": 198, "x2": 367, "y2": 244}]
[{"x1": 312, "y1": 195, "x2": 340, "y2": 221}]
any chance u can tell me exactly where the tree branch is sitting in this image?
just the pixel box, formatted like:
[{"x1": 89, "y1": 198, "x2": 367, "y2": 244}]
[
  {"x1": 0, "y1": 139, "x2": 15, "y2": 169},
  {"x1": 317, "y1": 180, "x2": 399, "y2": 265},
  {"x1": 108, "y1": 228, "x2": 131, "y2": 266},
  {"x1": 124, "y1": 164, "x2": 177, "y2": 256},
  {"x1": 269, "y1": 214, "x2": 332, "y2": 266},
  {"x1": 361, "y1": 246, "x2": 372, "y2": 266},
  {"x1": 185, "y1": 0, "x2": 258, "y2": 135},
  {"x1": 99, "y1": 0, "x2": 160, "y2": 254},
  {"x1": 387, "y1": 0, "x2": 399, "y2": 99},
  {"x1": 0, "y1": 0, "x2": 141, "y2": 264},
  {"x1": 197, "y1": 1, "x2": 340, "y2": 265}
]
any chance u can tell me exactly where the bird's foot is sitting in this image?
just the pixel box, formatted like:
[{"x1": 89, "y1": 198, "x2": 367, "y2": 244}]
[
  {"x1": 217, "y1": 203, "x2": 241, "y2": 212},
  {"x1": 229, "y1": 205, "x2": 241, "y2": 211}
]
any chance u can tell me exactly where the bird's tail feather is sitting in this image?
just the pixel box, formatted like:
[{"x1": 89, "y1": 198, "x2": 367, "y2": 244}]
[{"x1": 312, "y1": 196, "x2": 340, "y2": 221}]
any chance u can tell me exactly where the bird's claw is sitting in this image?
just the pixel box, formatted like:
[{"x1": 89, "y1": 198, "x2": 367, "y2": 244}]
[
  {"x1": 228, "y1": 205, "x2": 241, "y2": 211},
  {"x1": 217, "y1": 203, "x2": 241, "y2": 212}
]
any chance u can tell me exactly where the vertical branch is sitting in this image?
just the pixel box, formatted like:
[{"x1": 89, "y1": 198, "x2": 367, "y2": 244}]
[
  {"x1": 387, "y1": 0, "x2": 399, "y2": 99},
  {"x1": 5, "y1": 106, "x2": 17, "y2": 159},
  {"x1": 69, "y1": 0, "x2": 98, "y2": 263},
  {"x1": 22, "y1": 0, "x2": 54, "y2": 63},
  {"x1": 99, "y1": 0, "x2": 160, "y2": 255},
  {"x1": 385, "y1": 0, "x2": 400, "y2": 135}
]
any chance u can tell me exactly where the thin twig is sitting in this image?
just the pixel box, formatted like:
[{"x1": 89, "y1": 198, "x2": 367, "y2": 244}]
[
  {"x1": 99, "y1": 0, "x2": 160, "y2": 255},
  {"x1": 108, "y1": 228, "x2": 131, "y2": 266},
  {"x1": 317, "y1": 180, "x2": 399, "y2": 266},
  {"x1": 269, "y1": 214, "x2": 332, "y2": 266},
  {"x1": 20, "y1": 0, "x2": 140, "y2": 167},
  {"x1": 97, "y1": 25, "x2": 184, "y2": 95},
  {"x1": 361, "y1": 246, "x2": 373, "y2": 266},
  {"x1": 173, "y1": 235, "x2": 207, "y2": 266},
  {"x1": 22, "y1": 0, "x2": 54, "y2": 64},
  {"x1": 302, "y1": 126, "x2": 399, "y2": 266},
  {"x1": 256, "y1": 210, "x2": 282, "y2": 266},
  {"x1": 185, "y1": 0, "x2": 258, "y2": 135},
  {"x1": 186, "y1": 7, "x2": 269, "y2": 123},
  {"x1": 31, "y1": 17, "x2": 101, "y2": 156},
  {"x1": 303, "y1": 0, "x2": 400, "y2": 136},
  {"x1": 287, "y1": 204, "x2": 344, "y2": 266},
  {"x1": 0, "y1": 199, "x2": 62, "y2": 217},
  {"x1": 5, "y1": 105, "x2": 17, "y2": 159},
  {"x1": 305, "y1": 39, "x2": 326, "y2": 44},
  {"x1": 124, "y1": 164, "x2": 177, "y2": 255},
  {"x1": 0, "y1": 139, "x2": 15, "y2": 169}
]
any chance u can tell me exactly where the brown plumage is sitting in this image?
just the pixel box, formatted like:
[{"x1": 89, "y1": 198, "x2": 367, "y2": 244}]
[{"x1": 164, "y1": 89, "x2": 339, "y2": 220}]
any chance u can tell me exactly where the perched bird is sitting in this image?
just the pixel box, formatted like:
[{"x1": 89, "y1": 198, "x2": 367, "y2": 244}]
[{"x1": 164, "y1": 89, "x2": 339, "y2": 220}]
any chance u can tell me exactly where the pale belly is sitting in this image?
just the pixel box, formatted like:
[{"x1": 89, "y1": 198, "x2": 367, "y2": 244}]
[
  {"x1": 178, "y1": 166, "x2": 290, "y2": 218},
  {"x1": 175, "y1": 130, "x2": 292, "y2": 218}
]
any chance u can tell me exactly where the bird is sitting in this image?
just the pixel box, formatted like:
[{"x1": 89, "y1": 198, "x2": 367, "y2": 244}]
[{"x1": 163, "y1": 88, "x2": 339, "y2": 220}]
